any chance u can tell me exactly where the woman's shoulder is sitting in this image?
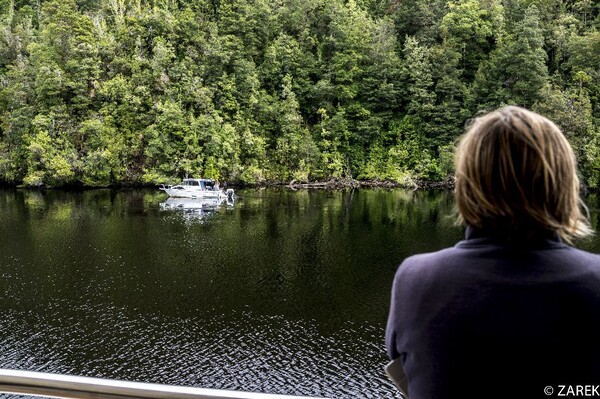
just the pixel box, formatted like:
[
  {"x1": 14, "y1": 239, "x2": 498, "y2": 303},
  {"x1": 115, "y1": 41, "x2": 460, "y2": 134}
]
[
  {"x1": 399, "y1": 247, "x2": 456, "y2": 269},
  {"x1": 394, "y1": 242, "x2": 600, "y2": 291},
  {"x1": 399, "y1": 244, "x2": 473, "y2": 269},
  {"x1": 393, "y1": 247, "x2": 464, "y2": 285}
]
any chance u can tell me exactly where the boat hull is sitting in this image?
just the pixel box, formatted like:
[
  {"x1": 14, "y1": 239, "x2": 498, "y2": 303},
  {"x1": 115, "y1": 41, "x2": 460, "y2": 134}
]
[
  {"x1": 161, "y1": 188, "x2": 228, "y2": 199},
  {"x1": 160, "y1": 179, "x2": 234, "y2": 200}
]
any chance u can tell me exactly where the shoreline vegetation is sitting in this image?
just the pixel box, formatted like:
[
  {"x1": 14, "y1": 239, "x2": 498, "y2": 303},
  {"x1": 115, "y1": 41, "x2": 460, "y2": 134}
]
[
  {"x1": 284, "y1": 177, "x2": 454, "y2": 190},
  {"x1": 0, "y1": 177, "x2": 456, "y2": 191},
  {"x1": 0, "y1": 0, "x2": 598, "y2": 190}
]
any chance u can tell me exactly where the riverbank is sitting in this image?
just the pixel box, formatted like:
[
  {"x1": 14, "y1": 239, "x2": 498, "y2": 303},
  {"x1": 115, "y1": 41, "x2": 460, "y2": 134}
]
[
  {"x1": 279, "y1": 177, "x2": 455, "y2": 191},
  {"x1": 0, "y1": 177, "x2": 456, "y2": 191}
]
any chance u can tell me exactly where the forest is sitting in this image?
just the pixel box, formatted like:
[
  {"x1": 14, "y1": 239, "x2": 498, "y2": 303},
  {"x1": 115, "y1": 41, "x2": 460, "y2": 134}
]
[{"x1": 0, "y1": 0, "x2": 598, "y2": 188}]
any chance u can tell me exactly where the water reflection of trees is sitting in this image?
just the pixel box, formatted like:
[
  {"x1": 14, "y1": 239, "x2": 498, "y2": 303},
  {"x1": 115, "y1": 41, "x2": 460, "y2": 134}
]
[
  {"x1": 216, "y1": 188, "x2": 464, "y2": 324},
  {"x1": 0, "y1": 188, "x2": 464, "y2": 319},
  {"x1": 0, "y1": 187, "x2": 598, "y2": 399}
]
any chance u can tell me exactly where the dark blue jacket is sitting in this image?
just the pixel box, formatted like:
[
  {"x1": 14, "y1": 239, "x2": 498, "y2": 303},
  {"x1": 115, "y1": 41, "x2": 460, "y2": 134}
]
[{"x1": 386, "y1": 227, "x2": 600, "y2": 399}]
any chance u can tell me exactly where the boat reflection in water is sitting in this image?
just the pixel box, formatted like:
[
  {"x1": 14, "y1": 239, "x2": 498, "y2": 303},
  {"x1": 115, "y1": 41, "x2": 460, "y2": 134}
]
[{"x1": 159, "y1": 197, "x2": 234, "y2": 220}]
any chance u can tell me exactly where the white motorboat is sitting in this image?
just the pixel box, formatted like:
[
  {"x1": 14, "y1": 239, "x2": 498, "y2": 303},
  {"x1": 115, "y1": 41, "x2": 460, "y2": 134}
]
[{"x1": 159, "y1": 178, "x2": 234, "y2": 200}]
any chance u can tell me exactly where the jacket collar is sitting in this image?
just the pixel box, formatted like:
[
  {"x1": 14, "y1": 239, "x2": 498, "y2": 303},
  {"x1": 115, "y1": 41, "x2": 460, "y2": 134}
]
[{"x1": 461, "y1": 225, "x2": 566, "y2": 249}]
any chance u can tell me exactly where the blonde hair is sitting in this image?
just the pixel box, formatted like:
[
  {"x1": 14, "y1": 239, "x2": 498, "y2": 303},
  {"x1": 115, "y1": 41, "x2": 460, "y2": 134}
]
[{"x1": 455, "y1": 106, "x2": 592, "y2": 243}]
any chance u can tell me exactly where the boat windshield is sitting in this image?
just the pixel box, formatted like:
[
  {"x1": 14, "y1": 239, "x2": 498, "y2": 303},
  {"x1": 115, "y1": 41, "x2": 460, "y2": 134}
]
[{"x1": 183, "y1": 180, "x2": 200, "y2": 186}]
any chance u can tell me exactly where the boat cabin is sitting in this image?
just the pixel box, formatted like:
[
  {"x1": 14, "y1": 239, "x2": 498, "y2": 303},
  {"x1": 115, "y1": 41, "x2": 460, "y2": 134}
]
[{"x1": 182, "y1": 179, "x2": 217, "y2": 190}]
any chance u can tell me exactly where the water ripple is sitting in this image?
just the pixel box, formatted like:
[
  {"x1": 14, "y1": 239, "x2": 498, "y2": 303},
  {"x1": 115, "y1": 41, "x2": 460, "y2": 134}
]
[{"x1": 0, "y1": 304, "x2": 396, "y2": 398}]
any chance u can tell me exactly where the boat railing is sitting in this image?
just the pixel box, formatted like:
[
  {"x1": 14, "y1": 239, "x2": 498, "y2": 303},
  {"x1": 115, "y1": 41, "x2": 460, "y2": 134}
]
[{"x1": 0, "y1": 368, "x2": 329, "y2": 399}]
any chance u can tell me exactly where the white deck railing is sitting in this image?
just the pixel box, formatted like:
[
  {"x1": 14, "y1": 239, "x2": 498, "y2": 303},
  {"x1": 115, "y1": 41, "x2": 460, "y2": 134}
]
[{"x1": 0, "y1": 369, "x2": 329, "y2": 399}]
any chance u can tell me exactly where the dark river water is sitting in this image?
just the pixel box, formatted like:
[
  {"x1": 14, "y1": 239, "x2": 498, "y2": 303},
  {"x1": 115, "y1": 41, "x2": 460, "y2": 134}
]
[{"x1": 1, "y1": 188, "x2": 599, "y2": 398}]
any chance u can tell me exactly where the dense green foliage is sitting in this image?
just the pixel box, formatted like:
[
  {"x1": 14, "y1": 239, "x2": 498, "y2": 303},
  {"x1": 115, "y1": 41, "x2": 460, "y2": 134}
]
[{"x1": 0, "y1": 0, "x2": 598, "y2": 187}]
